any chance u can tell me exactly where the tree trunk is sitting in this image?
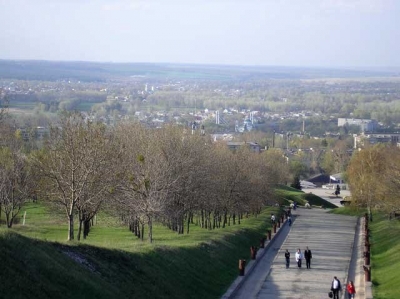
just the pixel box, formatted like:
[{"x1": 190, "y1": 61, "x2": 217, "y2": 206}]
[
  {"x1": 134, "y1": 219, "x2": 139, "y2": 237},
  {"x1": 141, "y1": 223, "x2": 144, "y2": 241},
  {"x1": 179, "y1": 217, "x2": 184, "y2": 234},
  {"x1": 6, "y1": 212, "x2": 12, "y2": 228},
  {"x1": 83, "y1": 220, "x2": 90, "y2": 239},
  {"x1": 68, "y1": 213, "x2": 74, "y2": 241},
  {"x1": 223, "y1": 211, "x2": 227, "y2": 228},
  {"x1": 186, "y1": 212, "x2": 190, "y2": 234},
  {"x1": 77, "y1": 219, "x2": 83, "y2": 241},
  {"x1": 147, "y1": 215, "x2": 153, "y2": 243}
]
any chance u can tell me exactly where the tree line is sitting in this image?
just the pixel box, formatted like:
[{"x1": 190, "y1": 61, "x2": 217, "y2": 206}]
[
  {"x1": 0, "y1": 112, "x2": 290, "y2": 242},
  {"x1": 347, "y1": 144, "x2": 400, "y2": 220}
]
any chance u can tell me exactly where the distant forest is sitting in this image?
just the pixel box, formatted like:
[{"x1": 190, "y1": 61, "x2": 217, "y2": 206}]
[{"x1": 1, "y1": 60, "x2": 399, "y2": 82}]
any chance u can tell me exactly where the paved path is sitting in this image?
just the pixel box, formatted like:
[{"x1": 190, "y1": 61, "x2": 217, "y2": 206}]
[
  {"x1": 302, "y1": 187, "x2": 351, "y2": 207},
  {"x1": 227, "y1": 208, "x2": 359, "y2": 299}
]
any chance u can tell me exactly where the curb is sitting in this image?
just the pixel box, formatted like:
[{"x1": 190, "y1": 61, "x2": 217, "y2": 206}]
[{"x1": 221, "y1": 217, "x2": 289, "y2": 299}]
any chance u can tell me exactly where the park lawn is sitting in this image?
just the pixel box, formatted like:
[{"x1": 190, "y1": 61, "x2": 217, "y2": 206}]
[{"x1": 0, "y1": 201, "x2": 281, "y2": 299}]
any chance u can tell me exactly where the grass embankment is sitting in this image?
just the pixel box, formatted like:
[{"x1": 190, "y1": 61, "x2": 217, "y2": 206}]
[
  {"x1": 0, "y1": 202, "x2": 280, "y2": 299},
  {"x1": 275, "y1": 185, "x2": 337, "y2": 209},
  {"x1": 333, "y1": 207, "x2": 400, "y2": 299},
  {"x1": 369, "y1": 213, "x2": 400, "y2": 299},
  {"x1": 0, "y1": 187, "x2": 336, "y2": 299}
]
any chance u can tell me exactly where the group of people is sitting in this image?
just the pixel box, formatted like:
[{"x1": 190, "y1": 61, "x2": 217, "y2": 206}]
[
  {"x1": 330, "y1": 276, "x2": 356, "y2": 299},
  {"x1": 284, "y1": 247, "x2": 312, "y2": 269},
  {"x1": 284, "y1": 249, "x2": 356, "y2": 298}
]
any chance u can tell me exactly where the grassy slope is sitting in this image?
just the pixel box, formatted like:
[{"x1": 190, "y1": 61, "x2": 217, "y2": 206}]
[
  {"x1": 0, "y1": 189, "x2": 337, "y2": 299},
  {"x1": 332, "y1": 207, "x2": 400, "y2": 299},
  {"x1": 1, "y1": 203, "x2": 280, "y2": 299},
  {"x1": 369, "y1": 214, "x2": 400, "y2": 299}
]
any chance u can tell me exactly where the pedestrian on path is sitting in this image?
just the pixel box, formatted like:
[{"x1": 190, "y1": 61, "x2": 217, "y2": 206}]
[
  {"x1": 346, "y1": 281, "x2": 356, "y2": 299},
  {"x1": 331, "y1": 276, "x2": 342, "y2": 299},
  {"x1": 271, "y1": 213, "x2": 276, "y2": 224},
  {"x1": 295, "y1": 248, "x2": 303, "y2": 268},
  {"x1": 284, "y1": 249, "x2": 290, "y2": 268},
  {"x1": 304, "y1": 246, "x2": 312, "y2": 269}
]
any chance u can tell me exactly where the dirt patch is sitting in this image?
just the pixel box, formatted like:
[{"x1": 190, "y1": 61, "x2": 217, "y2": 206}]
[{"x1": 61, "y1": 248, "x2": 98, "y2": 273}]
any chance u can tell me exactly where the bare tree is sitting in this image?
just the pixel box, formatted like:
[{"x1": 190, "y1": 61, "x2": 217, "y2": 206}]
[
  {"x1": 160, "y1": 127, "x2": 213, "y2": 234},
  {"x1": 0, "y1": 89, "x2": 9, "y2": 124},
  {"x1": 114, "y1": 123, "x2": 179, "y2": 243},
  {"x1": 0, "y1": 129, "x2": 34, "y2": 228},
  {"x1": 32, "y1": 112, "x2": 115, "y2": 240}
]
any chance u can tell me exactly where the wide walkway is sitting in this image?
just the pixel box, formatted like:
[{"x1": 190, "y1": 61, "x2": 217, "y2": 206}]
[{"x1": 227, "y1": 207, "x2": 360, "y2": 299}]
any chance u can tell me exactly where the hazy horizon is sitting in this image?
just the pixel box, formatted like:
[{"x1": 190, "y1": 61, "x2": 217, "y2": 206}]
[{"x1": 1, "y1": 0, "x2": 399, "y2": 68}]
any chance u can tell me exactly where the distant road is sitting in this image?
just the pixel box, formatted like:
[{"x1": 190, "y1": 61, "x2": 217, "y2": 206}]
[{"x1": 302, "y1": 187, "x2": 351, "y2": 207}]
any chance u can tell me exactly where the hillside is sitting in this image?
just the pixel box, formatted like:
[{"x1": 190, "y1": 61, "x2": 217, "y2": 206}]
[
  {"x1": 0, "y1": 189, "x2": 336, "y2": 299},
  {"x1": 0, "y1": 204, "x2": 278, "y2": 299},
  {"x1": 1, "y1": 60, "x2": 397, "y2": 82}
]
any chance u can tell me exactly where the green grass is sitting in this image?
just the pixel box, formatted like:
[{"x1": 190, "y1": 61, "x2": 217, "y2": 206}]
[
  {"x1": 0, "y1": 202, "x2": 281, "y2": 299},
  {"x1": 275, "y1": 185, "x2": 337, "y2": 209},
  {"x1": 0, "y1": 232, "x2": 118, "y2": 299},
  {"x1": 369, "y1": 213, "x2": 400, "y2": 299},
  {"x1": 0, "y1": 187, "x2": 347, "y2": 299},
  {"x1": 330, "y1": 206, "x2": 367, "y2": 216}
]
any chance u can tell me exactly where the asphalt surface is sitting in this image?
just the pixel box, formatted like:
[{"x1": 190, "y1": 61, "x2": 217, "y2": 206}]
[{"x1": 223, "y1": 188, "x2": 364, "y2": 299}]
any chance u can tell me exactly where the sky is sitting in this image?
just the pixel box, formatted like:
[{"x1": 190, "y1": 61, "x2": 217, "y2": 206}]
[{"x1": 0, "y1": 0, "x2": 399, "y2": 68}]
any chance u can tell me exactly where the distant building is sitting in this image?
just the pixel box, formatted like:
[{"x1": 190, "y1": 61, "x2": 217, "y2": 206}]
[
  {"x1": 354, "y1": 132, "x2": 400, "y2": 148},
  {"x1": 19, "y1": 126, "x2": 48, "y2": 141},
  {"x1": 338, "y1": 118, "x2": 377, "y2": 132},
  {"x1": 226, "y1": 141, "x2": 261, "y2": 153}
]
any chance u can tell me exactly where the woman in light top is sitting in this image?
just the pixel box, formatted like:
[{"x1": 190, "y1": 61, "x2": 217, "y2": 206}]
[{"x1": 295, "y1": 248, "x2": 303, "y2": 268}]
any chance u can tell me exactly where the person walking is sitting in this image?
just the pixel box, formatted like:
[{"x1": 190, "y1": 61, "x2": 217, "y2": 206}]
[
  {"x1": 295, "y1": 248, "x2": 303, "y2": 268},
  {"x1": 346, "y1": 281, "x2": 356, "y2": 299},
  {"x1": 284, "y1": 249, "x2": 290, "y2": 268},
  {"x1": 271, "y1": 213, "x2": 276, "y2": 224},
  {"x1": 331, "y1": 276, "x2": 342, "y2": 299},
  {"x1": 304, "y1": 246, "x2": 312, "y2": 269}
]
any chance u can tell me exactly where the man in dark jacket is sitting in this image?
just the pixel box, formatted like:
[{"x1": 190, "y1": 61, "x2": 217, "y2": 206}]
[
  {"x1": 284, "y1": 249, "x2": 290, "y2": 268},
  {"x1": 304, "y1": 246, "x2": 312, "y2": 269}
]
